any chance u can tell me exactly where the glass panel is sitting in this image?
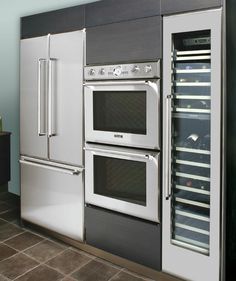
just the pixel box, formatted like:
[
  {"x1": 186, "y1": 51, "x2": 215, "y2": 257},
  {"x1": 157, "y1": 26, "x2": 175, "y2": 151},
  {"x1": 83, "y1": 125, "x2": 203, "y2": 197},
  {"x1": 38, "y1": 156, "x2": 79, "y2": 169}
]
[
  {"x1": 93, "y1": 91, "x2": 146, "y2": 134},
  {"x1": 94, "y1": 155, "x2": 146, "y2": 206},
  {"x1": 171, "y1": 30, "x2": 211, "y2": 255}
]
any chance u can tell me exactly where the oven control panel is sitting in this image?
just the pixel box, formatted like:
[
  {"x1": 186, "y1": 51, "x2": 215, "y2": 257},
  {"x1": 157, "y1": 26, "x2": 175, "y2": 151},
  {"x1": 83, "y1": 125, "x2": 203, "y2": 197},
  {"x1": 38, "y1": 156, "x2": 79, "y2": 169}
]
[{"x1": 84, "y1": 61, "x2": 160, "y2": 80}]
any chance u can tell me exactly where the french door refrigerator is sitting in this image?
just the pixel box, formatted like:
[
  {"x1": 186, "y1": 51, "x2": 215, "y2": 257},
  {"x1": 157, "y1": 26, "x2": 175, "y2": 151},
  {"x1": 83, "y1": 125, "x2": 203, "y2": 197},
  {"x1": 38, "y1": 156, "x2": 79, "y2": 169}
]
[
  {"x1": 162, "y1": 9, "x2": 222, "y2": 281},
  {"x1": 20, "y1": 30, "x2": 85, "y2": 241}
]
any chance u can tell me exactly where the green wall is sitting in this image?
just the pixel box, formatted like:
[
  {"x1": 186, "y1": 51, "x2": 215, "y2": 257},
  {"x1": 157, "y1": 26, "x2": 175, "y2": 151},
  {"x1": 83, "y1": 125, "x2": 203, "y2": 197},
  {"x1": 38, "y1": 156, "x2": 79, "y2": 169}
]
[{"x1": 0, "y1": 0, "x2": 97, "y2": 195}]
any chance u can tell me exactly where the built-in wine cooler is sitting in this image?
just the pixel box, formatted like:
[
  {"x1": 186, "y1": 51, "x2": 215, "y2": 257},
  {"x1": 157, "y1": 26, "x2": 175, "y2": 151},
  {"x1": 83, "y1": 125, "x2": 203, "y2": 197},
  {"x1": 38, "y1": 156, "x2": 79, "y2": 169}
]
[{"x1": 162, "y1": 9, "x2": 222, "y2": 281}]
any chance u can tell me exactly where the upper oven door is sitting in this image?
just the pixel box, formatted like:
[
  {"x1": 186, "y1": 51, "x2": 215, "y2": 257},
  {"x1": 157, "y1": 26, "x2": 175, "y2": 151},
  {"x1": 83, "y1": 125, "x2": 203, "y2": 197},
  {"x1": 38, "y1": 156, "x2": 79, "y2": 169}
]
[
  {"x1": 85, "y1": 143, "x2": 160, "y2": 222},
  {"x1": 84, "y1": 80, "x2": 160, "y2": 150}
]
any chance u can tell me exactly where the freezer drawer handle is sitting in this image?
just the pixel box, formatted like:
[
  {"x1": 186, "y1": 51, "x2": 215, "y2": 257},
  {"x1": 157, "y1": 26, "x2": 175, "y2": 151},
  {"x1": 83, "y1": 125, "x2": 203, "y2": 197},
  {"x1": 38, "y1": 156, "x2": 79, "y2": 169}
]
[
  {"x1": 20, "y1": 160, "x2": 81, "y2": 175},
  {"x1": 37, "y1": 59, "x2": 47, "y2": 136}
]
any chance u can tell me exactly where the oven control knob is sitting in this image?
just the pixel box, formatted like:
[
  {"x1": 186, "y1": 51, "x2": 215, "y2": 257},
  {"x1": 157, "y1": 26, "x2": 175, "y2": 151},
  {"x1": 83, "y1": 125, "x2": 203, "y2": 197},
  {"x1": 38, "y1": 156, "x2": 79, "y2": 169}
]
[
  {"x1": 145, "y1": 65, "x2": 152, "y2": 73},
  {"x1": 100, "y1": 68, "x2": 105, "y2": 75},
  {"x1": 89, "y1": 69, "x2": 95, "y2": 76},
  {"x1": 113, "y1": 66, "x2": 122, "y2": 76},
  {"x1": 132, "y1": 65, "x2": 140, "y2": 73}
]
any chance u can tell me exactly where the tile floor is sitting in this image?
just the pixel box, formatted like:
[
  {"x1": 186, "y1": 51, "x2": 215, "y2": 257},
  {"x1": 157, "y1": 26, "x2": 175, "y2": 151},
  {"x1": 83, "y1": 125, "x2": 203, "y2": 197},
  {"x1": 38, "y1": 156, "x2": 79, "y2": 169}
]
[{"x1": 0, "y1": 188, "x2": 158, "y2": 281}]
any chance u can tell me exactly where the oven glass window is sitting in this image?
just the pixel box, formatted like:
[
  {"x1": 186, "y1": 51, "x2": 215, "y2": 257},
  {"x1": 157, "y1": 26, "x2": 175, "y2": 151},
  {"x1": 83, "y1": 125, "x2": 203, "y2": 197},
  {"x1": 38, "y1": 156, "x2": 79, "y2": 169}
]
[
  {"x1": 93, "y1": 91, "x2": 146, "y2": 134},
  {"x1": 94, "y1": 155, "x2": 146, "y2": 206}
]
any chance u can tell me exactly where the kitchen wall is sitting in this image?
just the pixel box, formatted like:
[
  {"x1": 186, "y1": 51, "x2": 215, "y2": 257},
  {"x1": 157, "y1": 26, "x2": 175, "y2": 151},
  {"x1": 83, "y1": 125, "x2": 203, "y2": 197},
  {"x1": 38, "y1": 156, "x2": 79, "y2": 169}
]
[{"x1": 0, "y1": 0, "x2": 98, "y2": 195}]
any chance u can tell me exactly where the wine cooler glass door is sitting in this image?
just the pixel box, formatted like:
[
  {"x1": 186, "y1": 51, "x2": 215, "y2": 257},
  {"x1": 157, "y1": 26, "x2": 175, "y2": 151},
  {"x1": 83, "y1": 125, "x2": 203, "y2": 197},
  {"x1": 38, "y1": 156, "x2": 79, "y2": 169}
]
[{"x1": 162, "y1": 9, "x2": 222, "y2": 281}]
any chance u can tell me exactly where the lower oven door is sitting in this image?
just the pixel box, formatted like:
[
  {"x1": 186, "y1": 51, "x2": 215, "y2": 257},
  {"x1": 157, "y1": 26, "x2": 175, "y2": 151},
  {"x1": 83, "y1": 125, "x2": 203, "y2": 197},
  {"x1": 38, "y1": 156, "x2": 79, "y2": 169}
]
[
  {"x1": 85, "y1": 144, "x2": 160, "y2": 222},
  {"x1": 84, "y1": 80, "x2": 160, "y2": 150}
]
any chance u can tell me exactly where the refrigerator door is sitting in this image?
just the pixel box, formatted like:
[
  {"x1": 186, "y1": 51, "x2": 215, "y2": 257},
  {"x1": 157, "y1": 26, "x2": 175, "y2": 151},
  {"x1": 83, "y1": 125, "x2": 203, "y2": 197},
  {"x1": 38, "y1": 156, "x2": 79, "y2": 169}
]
[
  {"x1": 49, "y1": 31, "x2": 84, "y2": 166},
  {"x1": 162, "y1": 9, "x2": 222, "y2": 281},
  {"x1": 20, "y1": 158, "x2": 84, "y2": 241},
  {"x1": 20, "y1": 36, "x2": 48, "y2": 159}
]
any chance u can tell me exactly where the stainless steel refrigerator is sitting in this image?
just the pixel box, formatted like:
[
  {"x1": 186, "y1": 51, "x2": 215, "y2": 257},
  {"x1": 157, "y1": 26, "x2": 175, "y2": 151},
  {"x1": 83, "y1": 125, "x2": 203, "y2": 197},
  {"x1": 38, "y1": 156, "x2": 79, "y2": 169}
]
[{"x1": 20, "y1": 30, "x2": 85, "y2": 241}]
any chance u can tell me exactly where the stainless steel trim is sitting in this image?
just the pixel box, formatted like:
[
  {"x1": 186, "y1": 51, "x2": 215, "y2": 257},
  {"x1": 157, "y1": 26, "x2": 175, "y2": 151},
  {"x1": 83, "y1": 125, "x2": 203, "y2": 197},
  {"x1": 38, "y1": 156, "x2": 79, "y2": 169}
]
[
  {"x1": 175, "y1": 146, "x2": 211, "y2": 155},
  {"x1": 175, "y1": 69, "x2": 211, "y2": 74},
  {"x1": 175, "y1": 172, "x2": 210, "y2": 182},
  {"x1": 175, "y1": 209, "x2": 210, "y2": 222},
  {"x1": 175, "y1": 108, "x2": 211, "y2": 114},
  {"x1": 84, "y1": 146, "x2": 155, "y2": 160},
  {"x1": 84, "y1": 80, "x2": 158, "y2": 87},
  {"x1": 175, "y1": 50, "x2": 211, "y2": 56},
  {"x1": 165, "y1": 95, "x2": 172, "y2": 200},
  {"x1": 175, "y1": 159, "x2": 210, "y2": 168},
  {"x1": 175, "y1": 184, "x2": 210, "y2": 195},
  {"x1": 175, "y1": 197, "x2": 210, "y2": 209},
  {"x1": 20, "y1": 159, "x2": 82, "y2": 175},
  {"x1": 175, "y1": 95, "x2": 211, "y2": 100},
  {"x1": 172, "y1": 239, "x2": 209, "y2": 255},
  {"x1": 20, "y1": 156, "x2": 84, "y2": 172},
  {"x1": 174, "y1": 55, "x2": 211, "y2": 61},
  {"x1": 174, "y1": 82, "x2": 211, "y2": 87},
  {"x1": 37, "y1": 59, "x2": 46, "y2": 136},
  {"x1": 173, "y1": 236, "x2": 209, "y2": 254},
  {"x1": 175, "y1": 223, "x2": 209, "y2": 235}
]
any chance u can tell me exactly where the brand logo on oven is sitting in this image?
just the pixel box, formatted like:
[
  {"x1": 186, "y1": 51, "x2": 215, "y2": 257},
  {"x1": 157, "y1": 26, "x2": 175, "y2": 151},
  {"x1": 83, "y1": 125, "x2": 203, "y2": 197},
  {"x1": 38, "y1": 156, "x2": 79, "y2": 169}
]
[{"x1": 114, "y1": 134, "x2": 123, "y2": 138}]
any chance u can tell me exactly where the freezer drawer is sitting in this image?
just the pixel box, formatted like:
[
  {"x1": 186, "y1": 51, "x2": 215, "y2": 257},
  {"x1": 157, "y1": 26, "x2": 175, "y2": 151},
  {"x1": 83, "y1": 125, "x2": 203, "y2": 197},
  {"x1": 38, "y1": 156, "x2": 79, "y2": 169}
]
[{"x1": 21, "y1": 160, "x2": 84, "y2": 241}]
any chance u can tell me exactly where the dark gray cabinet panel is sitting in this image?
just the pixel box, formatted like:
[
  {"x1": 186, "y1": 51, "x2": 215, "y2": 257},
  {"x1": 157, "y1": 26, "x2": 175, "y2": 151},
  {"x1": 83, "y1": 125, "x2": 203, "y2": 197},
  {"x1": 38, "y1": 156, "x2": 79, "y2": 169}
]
[
  {"x1": 0, "y1": 132, "x2": 11, "y2": 185},
  {"x1": 85, "y1": 0, "x2": 160, "y2": 27},
  {"x1": 85, "y1": 206, "x2": 161, "y2": 270},
  {"x1": 161, "y1": 0, "x2": 222, "y2": 15},
  {"x1": 86, "y1": 16, "x2": 162, "y2": 65},
  {"x1": 21, "y1": 5, "x2": 85, "y2": 39}
]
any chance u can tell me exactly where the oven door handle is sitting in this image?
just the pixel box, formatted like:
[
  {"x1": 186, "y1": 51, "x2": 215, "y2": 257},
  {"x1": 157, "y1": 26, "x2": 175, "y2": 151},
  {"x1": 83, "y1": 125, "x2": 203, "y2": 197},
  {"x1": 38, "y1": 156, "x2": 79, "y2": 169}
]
[
  {"x1": 84, "y1": 146, "x2": 157, "y2": 161},
  {"x1": 84, "y1": 80, "x2": 157, "y2": 87}
]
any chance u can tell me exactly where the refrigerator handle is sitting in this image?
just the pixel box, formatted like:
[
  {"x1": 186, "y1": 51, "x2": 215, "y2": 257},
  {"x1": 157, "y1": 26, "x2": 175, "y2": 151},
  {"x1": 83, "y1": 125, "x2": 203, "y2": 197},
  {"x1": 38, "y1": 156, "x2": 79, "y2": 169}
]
[
  {"x1": 37, "y1": 59, "x2": 47, "y2": 136},
  {"x1": 48, "y1": 58, "x2": 56, "y2": 137},
  {"x1": 165, "y1": 94, "x2": 172, "y2": 200},
  {"x1": 20, "y1": 159, "x2": 82, "y2": 175}
]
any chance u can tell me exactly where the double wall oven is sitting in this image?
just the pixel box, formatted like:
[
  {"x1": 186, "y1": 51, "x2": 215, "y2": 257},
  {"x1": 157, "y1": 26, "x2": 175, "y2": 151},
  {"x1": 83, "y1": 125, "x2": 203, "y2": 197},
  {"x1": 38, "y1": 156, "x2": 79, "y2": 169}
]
[{"x1": 84, "y1": 62, "x2": 161, "y2": 222}]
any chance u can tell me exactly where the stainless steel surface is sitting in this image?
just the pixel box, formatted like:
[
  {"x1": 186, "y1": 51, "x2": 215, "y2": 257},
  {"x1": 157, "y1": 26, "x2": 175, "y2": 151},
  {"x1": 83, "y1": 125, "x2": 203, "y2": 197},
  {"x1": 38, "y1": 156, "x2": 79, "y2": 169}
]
[
  {"x1": 37, "y1": 59, "x2": 47, "y2": 136},
  {"x1": 21, "y1": 161, "x2": 84, "y2": 241},
  {"x1": 84, "y1": 80, "x2": 160, "y2": 149},
  {"x1": 162, "y1": 9, "x2": 222, "y2": 281},
  {"x1": 84, "y1": 61, "x2": 160, "y2": 80},
  {"x1": 49, "y1": 30, "x2": 84, "y2": 166},
  {"x1": 85, "y1": 143, "x2": 160, "y2": 222},
  {"x1": 20, "y1": 36, "x2": 48, "y2": 158}
]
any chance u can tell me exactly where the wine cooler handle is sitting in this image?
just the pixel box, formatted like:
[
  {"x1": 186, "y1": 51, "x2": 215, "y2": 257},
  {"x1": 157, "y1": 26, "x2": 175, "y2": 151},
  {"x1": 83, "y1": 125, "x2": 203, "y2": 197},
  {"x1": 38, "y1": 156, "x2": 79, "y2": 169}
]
[{"x1": 165, "y1": 94, "x2": 172, "y2": 200}]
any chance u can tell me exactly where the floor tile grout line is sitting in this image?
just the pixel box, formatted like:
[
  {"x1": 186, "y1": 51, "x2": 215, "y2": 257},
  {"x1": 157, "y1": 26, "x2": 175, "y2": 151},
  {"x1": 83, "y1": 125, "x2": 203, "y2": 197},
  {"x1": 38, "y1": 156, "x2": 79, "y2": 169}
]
[
  {"x1": 3, "y1": 237, "x2": 46, "y2": 253},
  {"x1": 107, "y1": 269, "x2": 123, "y2": 281},
  {"x1": 63, "y1": 258, "x2": 95, "y2": 279},
  {"x1": 12, "y1": 263, "x2": 41, "y2": 281},
  {"x1": 0, "y1": 230, "x2": 26, "y2": 244}
]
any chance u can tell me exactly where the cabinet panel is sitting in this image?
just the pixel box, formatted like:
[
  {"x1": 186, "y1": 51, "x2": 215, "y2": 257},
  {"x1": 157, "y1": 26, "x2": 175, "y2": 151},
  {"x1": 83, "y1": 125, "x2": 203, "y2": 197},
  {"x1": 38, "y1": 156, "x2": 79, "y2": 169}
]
[
  {"x1": 86, "y1": 16, "x2": 162, "y2": 65},
  {"x1": 161, "y1": 0, "x2": 222, "y2": 15},
  {"x1": 21, "y1": 5, "x2": 85, "y2": 39},
  {"x1": 85, "y1": 0, "x2": 160, "y2": 27},
  {"x1": 85, "y1": 206, "x2": 161, "y2": 270},
  {"x1": 0, "y1": 133, "x2": 11, "y2": 185}
]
